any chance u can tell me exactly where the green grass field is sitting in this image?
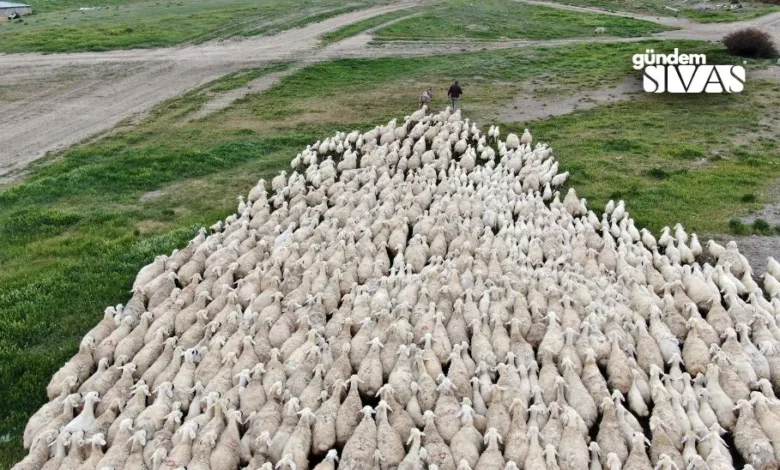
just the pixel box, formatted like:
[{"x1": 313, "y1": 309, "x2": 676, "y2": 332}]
[
  {"x1": 1, "y1": 40, "x2": 778, "y2": 466},
  {"x1": 0, "y1": 0, "x2": 386, "y2": 53},
  {"x1": 321, "y1": 0, "x2": 672, "y2": 44},
  {"x1": 366, "y1": 0, "x2": 673, "y2": 41},
  {"x1": 21, "y1": 0, "x2": 175, "y2": 14},
  {"x1": 0, "y1": 64, "x2": 309, "y2": 466},
  {"x1": 320, "y1": 6, "x2": 420, "y2": 44},
  {"x1": 546, "y1": 0, "x2": 780, "y2": 22},
  {"x1": 511, "y1": 85, "x2": 780, "y2": 234}
]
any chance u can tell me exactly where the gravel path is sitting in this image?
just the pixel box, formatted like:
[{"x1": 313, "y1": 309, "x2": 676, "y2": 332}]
[{"x1": 1, "y1": 0, "x2": 780, "y2": 177}]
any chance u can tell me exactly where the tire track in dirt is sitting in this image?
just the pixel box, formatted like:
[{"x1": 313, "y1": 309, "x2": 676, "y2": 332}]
[
  {"x1": 512, "y1": 0, "x2": 780, "y2": 42},
  {"x1": 2, "y1": 0, "x2": 780, "y2": 178},
  {"x1": 0, "y1": 2, "x2": 422, "y2": 177}
]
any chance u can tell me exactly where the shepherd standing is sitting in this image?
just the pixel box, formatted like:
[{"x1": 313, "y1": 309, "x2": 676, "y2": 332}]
[{"x1": 448, "y1": 80, "x2": 463, "y2": 110}]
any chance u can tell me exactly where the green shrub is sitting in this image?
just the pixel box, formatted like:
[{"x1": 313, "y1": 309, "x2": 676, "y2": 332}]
[
  {"x1": 647, "y1": 167, "x2": 670, "y2": 179},
  {"x1": 672, "y1": 147, "x2": 705, "y2": 160},
  {"x1": 753, "y1": 218, "x2": 772, "y2": 234},
  {"x1": 723, "y1": 28, "x2": 779, "y2": 59},
  {"x1": 729, "y1": 217, "x2": 748, "y2": 234}
]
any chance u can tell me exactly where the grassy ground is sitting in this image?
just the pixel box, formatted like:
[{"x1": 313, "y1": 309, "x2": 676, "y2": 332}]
[
  {"x1": 0, "y1": 40, "x2": 776, "y2": 466},
  {"x1": 367, "y1": 0, "x2": 672, "y2": 41},
  {"x1": 546, "y1": 0, "x2": 780, "y2": 22},
  {"x1": 0, "y1": 87, "x2": 13, "y2": 102},
  {"x1": 233, "y1": 41, "x2": 711, "y2": 127},
  {"x1": 18, "y1": 0, "x2": 166, "y2": 14},
  {"x1": 0, "y1": 0, "x2": 385, "y2": 53},
  {"x1": 0, "y1": 64, "x2": 310, "y2": 467},
  {"x1": 506, "y1": 82, "x2": 780, "y2": 234},
  {"x1": 320, "y1": 6, "x2": 421, "y2": 44}
]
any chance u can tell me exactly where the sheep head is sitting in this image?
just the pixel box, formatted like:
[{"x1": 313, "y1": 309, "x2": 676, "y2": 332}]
[
  {"x1": 483, "y1": 427, "x2": 503, "y2": 446},
  {"x1": 733, "y1": 399, "x2": 754, "y2": 415},
  {"x1": 605, "y1": 453, "x2": 622, "y2": 470},
  {"x1": 324, "y1": 449, "x2": 339, "y2": 463},
  {"x1": 81, "y1": 336, "x2": 97, "y2": 351},
  {"x1": 84, "y1": 391, "x2": 101, "y2": 405},
  {"x1": 359, "y1": 406, "x2": 375, "y2": 421},
  {"x1": 457, "y1": 460, "x2": 473, "y2": 470}
]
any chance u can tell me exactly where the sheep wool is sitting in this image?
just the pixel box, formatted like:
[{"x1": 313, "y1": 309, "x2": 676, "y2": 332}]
[{"x1": 15, "y1": 109, "x2": 780, "y2": 470}]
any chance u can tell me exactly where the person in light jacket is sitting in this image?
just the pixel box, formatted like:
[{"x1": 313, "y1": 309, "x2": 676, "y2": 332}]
[{"x1": 419, "y1": 88, "x2": 432, "y2": 108}]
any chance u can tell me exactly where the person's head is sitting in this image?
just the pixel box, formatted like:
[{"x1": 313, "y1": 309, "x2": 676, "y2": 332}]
[{"x1": 453, "y1": 80, "x2": 459, "y2": 85}]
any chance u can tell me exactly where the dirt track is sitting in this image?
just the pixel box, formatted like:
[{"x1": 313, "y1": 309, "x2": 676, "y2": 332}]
[
  {"x1": 2, "y1": 0, "x2": 780, "y2": 177},
  {"x1": 513, "y1": 0, "x2": 780, "y2": 41},
  {"x1": 0, "y1": 2, "x2": 420, "y2": 177}
]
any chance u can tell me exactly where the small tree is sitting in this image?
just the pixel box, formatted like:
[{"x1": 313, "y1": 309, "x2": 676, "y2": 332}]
[{"x1": 723, "y1": 28, "x2": 779, "y2": 59}]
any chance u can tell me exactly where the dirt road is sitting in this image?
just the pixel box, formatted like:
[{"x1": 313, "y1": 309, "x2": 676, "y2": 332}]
[
  {"x1": 0, "y1": 2, "x2": 419, "y2": 176},
  {"x1": 515, "y1": 0, "x2": 780, "y2": 42},
  {"x1": 2, "y1": 0, "x2": 780, "y2": 177}
]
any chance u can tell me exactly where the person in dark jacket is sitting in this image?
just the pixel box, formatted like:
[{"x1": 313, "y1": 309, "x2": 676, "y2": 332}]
[{"x1": 448, "y1": 80, "x2": 463, "y2": 110}]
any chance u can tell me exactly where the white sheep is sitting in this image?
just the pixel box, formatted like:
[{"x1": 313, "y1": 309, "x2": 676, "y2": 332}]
[
  {"x1": 22, "y1": 108, "x2": 780, "y2": 470},
  {"x1": 63, "y1": 391, "x2": 100, "y2": 434}
]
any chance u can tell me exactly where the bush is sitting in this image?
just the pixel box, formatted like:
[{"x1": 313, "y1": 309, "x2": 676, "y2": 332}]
[
  {"x1": 647, "y1": 167, "x2": 670, "y2": 179},
  {"x1": 729, "y1": 217, "x2": 748, "y2": 234},
  {"x1": 672, "y1": 147, "x2": 705, "y2": 160},
  {"x1": 753, "y1": 218, "x2": 772, "y2": 234},
  {"x1": 723, "y1": 28, "x2": 779, "y2": 59}
]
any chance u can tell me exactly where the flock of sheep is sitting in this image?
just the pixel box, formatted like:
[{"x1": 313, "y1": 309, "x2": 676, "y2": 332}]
[{"x1": 15, "y1": 106, "x2": 780, "y2": 470}]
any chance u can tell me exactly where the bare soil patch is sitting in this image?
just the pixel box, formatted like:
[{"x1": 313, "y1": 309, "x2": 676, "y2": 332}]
[
  {"x1": 490, "y1": 75, "x2": 643, "y2": 124},
  {"x1": 1, "y1": 0, "x2": 780, "y2": 179},
  {"x1": 511, "y1": 0, "x2": 696, "y2": 27},
  {"x1": 189, "y1": 66, "x2": 302, "y2": 121},
  {"x1": 139, "y1": 189, "x2": 168, "y2": 201},
  {"x1": 713, "y1": 233, "x2": 780, "y2": 277},
  {"x1": 0, "y1": 2, "x2": 421, "y2": 177}
]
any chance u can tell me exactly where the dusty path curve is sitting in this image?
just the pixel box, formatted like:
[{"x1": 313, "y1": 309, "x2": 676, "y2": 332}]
[
  {"x1": 0, "y1": 2, "x2": 421, "y2": 176},
  {"x1": 2, "y1": 0, "x2": 780, "y2": 176},
  {"x1": 512, "y1": 0, "x2": 780, "y2": 41},
  {"x1": 512, "y1": 0, "x2": 696, "y2": 27}
]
